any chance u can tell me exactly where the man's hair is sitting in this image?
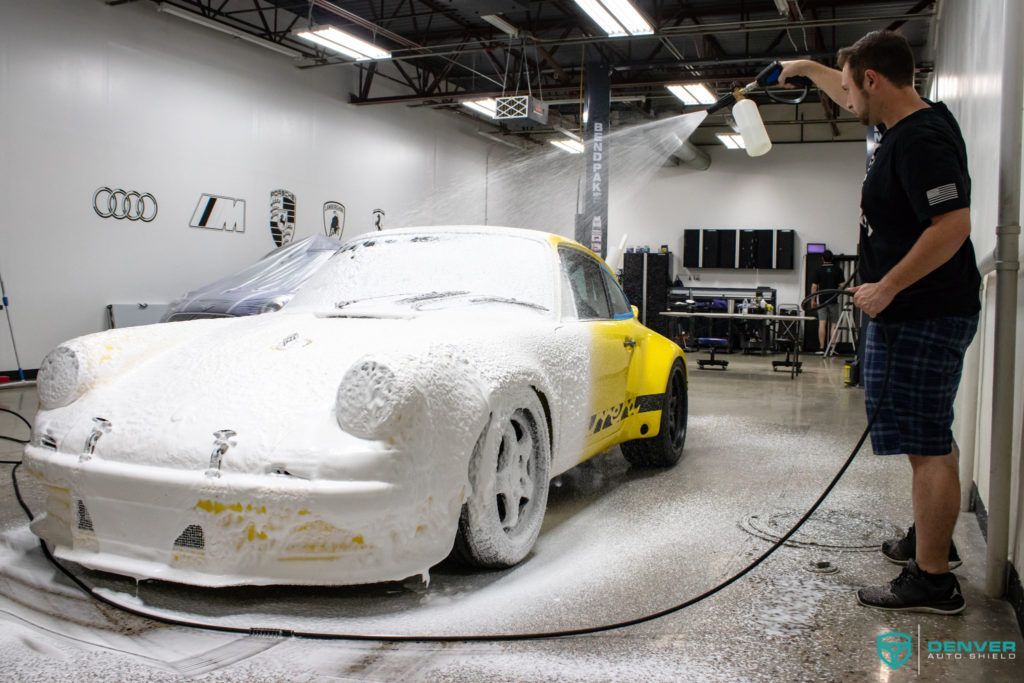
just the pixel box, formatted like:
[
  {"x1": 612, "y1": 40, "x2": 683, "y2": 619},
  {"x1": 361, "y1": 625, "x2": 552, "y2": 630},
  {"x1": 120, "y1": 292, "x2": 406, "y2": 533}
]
[
  {"x1": 823, "y1": 249, "x2": 834, "y2": 262},
  {"x1": 837, "y1": 30, "x2": 915, "y2": 88}
]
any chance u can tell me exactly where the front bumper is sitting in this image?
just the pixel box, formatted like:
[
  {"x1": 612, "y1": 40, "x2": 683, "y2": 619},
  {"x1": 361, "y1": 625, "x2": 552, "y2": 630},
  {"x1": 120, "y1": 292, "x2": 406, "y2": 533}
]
[{"x1": 24, "y1": 445, "x2": 463, "y2": 586}]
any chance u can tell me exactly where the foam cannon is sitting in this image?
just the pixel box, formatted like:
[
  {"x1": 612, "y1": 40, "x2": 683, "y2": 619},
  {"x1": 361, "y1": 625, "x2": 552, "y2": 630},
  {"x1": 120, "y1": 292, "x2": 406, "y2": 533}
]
[{"x1": 705, "y1": 61, "x2": 813, "y2": 157}]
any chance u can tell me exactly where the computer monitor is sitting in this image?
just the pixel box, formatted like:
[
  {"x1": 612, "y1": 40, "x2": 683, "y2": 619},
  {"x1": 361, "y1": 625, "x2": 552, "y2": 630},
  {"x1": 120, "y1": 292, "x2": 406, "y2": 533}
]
[{"x1": 806, "y1": 243, "x2": 826, "y2": 254}]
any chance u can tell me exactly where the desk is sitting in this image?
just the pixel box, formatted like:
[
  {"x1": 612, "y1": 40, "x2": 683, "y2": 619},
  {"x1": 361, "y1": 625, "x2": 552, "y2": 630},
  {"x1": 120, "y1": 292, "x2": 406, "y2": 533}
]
[{"x1": 661, "y1": 311, "x2": 817, "y2": 379}]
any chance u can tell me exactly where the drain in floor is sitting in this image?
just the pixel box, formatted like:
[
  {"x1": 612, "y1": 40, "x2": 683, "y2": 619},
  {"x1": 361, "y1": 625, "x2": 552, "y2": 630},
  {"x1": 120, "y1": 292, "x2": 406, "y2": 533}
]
[{"x1": 739, "y1": 508, "x2": 902, "y2": 551}]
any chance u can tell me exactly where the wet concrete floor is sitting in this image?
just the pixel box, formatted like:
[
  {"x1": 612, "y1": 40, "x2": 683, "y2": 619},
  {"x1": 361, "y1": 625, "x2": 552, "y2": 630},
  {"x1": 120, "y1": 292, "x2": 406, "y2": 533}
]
[{"x1": 0, "y1": 354, "x2": 1019, "y2": 681}]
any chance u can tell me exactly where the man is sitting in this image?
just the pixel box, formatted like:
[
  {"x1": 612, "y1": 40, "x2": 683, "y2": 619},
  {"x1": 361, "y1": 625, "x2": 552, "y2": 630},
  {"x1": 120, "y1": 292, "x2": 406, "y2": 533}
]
[
  {"x1": 810, "y1": 250, "x2": 844, "y2": 354},
  {"x1": 780, "y1": 30, "x2": 981, "y2": 614}
]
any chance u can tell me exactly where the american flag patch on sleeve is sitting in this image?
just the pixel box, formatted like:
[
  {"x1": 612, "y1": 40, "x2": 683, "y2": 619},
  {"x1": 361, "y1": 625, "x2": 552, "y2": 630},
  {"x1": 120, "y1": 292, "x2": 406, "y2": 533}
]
[{"x1": 926, "y1": 183, "x2": 959, "y2": 206}]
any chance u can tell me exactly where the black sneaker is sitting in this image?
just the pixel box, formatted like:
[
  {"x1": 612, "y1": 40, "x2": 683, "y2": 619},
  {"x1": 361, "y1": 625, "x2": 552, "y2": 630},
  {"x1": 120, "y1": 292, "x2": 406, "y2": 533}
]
[
  {"x1": 881, "y1": 524, "x2": 962, "y2": 570},
  {"x1": 857, "y1": 559, "x2": 965, "y2": 615}
]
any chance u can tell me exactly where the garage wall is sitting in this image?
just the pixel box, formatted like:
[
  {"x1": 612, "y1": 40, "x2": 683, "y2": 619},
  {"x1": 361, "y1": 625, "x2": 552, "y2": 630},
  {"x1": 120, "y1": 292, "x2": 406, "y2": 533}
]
[
  {"x1": 0, "y1": 0, "x2": 490, "y2": 369},
  {"x1": 486, "y1": 136, "x2": 866, "y2": 307},
  {"x1": 933, "y1": 0, "x2": 1024, "y2": 579},
  {"x1": 607, "y1": 141, "x2": 866, "y2": 306}
]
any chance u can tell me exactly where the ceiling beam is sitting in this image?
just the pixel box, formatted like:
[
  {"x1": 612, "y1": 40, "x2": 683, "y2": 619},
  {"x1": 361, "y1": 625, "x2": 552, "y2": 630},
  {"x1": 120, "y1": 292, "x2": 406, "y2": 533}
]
[{"x1": 888, "y1": 0, "x2": 935, "y2": 31}]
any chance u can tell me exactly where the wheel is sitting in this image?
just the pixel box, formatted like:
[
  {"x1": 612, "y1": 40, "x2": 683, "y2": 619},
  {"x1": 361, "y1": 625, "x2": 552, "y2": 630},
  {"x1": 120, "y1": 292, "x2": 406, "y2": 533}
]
[
  {"x1": 621, "y1": 358, "x2": 687, "y2": 467},
  {"x1": 455, "y1": 387, "x2": 551, "y2": 568}
]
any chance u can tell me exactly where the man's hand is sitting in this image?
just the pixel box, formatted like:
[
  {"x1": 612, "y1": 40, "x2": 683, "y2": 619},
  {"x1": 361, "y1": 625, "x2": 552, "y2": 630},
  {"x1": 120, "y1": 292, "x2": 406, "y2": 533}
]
[
  {"x1": 777, "y1": 60, "x2": 811, "y2": 88},
  {"x1": 776, "y1": 59, "x2": 847, "y2": 110},
  {"x1": 849, "y1": 282, "x2": 898, "y2": 318}
]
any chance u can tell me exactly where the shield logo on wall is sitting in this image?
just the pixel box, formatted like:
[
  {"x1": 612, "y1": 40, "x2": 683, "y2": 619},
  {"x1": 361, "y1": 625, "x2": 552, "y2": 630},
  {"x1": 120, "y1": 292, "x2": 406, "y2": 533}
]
[
  {"x1": 323, "y1": 201, "x2": 345, "y2": 238},
  {"x1": 270, "y1": 189, "x2": 296, "y2": 248},
  {"x1": 876, "y1": 632, "x2": 912, "y2": 670},
  {"x1": 372, "y1": 208, "x2": 385, "y2": 231}
]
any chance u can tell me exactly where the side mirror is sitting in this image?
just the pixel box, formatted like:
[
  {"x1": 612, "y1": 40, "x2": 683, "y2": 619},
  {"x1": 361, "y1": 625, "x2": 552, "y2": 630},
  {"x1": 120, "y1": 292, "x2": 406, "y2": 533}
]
[{"x1": 630, "y1": 305, "x2": 640, "y2": 319}]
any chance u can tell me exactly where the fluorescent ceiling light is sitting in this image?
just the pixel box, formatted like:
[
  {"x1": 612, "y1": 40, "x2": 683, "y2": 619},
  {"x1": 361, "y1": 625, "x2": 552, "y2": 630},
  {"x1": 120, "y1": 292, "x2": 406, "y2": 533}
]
[
  {"x1": 774, "y1": 0, "x2": 791, "y2": 16},
  {"x1": 574, "y1": 0, "x2": 652, "y2": 37},
  {"x1": 481, "y1": 14, "x2": 519, "y2": 38},
  {"x1": 667, "y1": 83, "x2": 718, "y2": 106},
  {"x1": 462, "y1": 98, "x2": 498, "y2": 117},
  {"x1": 683, "y1": 83, "x2": 717, "y2": 105},
  {"x1": 551, "y1": 138, "x2": 585, "y2": 154},
  {"x1": 157, "y1": 3, "x2": 302, "y2": 58},
  {"x1": 575, "y1": 0, "x2": 626, "y2": 36},
  {"x1": 295, "y1": 26, "x2": 391, "y2": 61},
  {"x1": 667, "y1": 85, "x2": 698, "y2": 106},
  {"x1": 601, "y1": 0, "x2": 654, "y2": 35},
  {"x1": 717, "y1": 133, "x2": 745, "y2": 150}
]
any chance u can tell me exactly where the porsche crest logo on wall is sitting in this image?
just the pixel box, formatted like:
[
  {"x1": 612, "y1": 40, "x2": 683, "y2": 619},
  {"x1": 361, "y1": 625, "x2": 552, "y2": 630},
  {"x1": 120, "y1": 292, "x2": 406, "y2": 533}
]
[
  {"x1": 372, "y1": 208, "x2": 385, "y2": 231},
  {"x1": 191, "y1": 194, "x2": 246, "y2": 232},
  {"x1": 324, "y1": 201, "x2": 345, "y2": 238},
  {"x1": 270, "y1": 189, "x2": 296, "y2": 247}
]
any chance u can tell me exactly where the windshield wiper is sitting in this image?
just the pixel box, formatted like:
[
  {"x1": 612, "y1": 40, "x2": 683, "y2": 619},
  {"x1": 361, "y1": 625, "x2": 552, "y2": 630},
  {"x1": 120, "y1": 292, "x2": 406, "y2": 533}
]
[
  {"x1": 468, "y1": 296, "x2": 549, "y2": 311},
  {"x1": 397, "y1": 290, "x2": 470, "y2": 304},
  {"x1": 334, "y1": 291, "x2": 543, "y2": 311},
  {"x1": 335, "y1": 292, "x2": 419, "y2": 309}
]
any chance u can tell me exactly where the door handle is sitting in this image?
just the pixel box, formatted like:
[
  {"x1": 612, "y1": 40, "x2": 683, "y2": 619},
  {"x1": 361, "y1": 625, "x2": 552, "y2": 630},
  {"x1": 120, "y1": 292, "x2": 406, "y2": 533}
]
[{"x1": 623, "y1": 337, "x2": 636, "y2": 348}]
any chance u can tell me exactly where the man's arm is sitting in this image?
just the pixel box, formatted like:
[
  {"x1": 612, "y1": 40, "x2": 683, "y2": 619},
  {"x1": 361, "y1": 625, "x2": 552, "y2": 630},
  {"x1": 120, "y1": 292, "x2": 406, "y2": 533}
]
[
  {"x1": 850, "y1": 208, "x2": 972, "y2": 317},
  {"x1": 778, "y1": 60, "x2": 850, "y2": 114},
  {"x1": 810, "y1": 282, "x2": 819, "y2": 308}
]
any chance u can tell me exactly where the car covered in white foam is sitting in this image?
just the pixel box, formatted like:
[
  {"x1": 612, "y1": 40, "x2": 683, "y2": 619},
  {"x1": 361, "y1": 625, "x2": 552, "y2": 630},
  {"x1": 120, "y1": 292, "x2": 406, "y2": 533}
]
[{"x1": 25, "y1": 227, "x2": 688, "y2": 586}]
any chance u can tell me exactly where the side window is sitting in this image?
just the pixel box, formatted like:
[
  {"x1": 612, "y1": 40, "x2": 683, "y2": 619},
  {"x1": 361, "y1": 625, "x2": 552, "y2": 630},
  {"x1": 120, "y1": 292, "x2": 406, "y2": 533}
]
[
  {"x1": 601, "y1": 267, "x2": 633, "y2": 319},
  {"x1": 560, "y1": 248, "x2": 612, "y2": 320}
]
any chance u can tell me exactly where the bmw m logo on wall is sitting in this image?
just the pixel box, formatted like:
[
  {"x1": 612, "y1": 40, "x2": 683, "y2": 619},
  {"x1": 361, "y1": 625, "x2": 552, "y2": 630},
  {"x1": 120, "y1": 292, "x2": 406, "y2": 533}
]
[
  {"x1": 191, "y1": 194, "x2": 246, "y2": 232},
  {"x1": 324, "y1": 201, "x2": 345, "y2": 238},
  {"x1": 270, "y1": 189, "x2": 296, "y2": 247},
  {"x1": 93, "y1": 187, "x2": 158, "y2": 222}
]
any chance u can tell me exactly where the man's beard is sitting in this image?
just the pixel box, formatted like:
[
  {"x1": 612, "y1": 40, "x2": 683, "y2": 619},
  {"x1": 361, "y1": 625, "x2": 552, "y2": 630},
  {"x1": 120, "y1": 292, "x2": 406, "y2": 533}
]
[{"x1": 857, "y1": 90, "x2": 873, "y2": 126}]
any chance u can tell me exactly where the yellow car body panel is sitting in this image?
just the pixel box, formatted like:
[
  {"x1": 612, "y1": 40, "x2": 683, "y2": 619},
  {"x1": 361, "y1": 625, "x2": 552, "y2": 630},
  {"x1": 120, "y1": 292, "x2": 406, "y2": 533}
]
[{"x1": 548, "y1": 235, "x2": 687, "y2": 464}]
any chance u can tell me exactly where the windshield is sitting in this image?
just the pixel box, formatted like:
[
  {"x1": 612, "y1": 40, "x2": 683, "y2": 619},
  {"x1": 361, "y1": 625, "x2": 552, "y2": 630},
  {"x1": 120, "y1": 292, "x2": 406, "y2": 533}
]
[{"x1": 288, "y1": 232, "x2": 556, "y2": 312}]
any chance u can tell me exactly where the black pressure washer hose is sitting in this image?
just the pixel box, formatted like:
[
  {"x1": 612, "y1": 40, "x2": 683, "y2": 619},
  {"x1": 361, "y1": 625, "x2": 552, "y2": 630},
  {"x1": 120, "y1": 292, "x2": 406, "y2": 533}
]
[{"x1": 7, "y1": 288, "x2": 885, "y2": 643}]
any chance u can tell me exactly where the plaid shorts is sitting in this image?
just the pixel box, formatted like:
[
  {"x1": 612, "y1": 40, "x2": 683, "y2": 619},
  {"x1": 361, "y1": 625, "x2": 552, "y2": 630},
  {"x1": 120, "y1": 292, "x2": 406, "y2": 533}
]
[{"x1": 863, "y1": 314, "x2": 978, "y2": 456}]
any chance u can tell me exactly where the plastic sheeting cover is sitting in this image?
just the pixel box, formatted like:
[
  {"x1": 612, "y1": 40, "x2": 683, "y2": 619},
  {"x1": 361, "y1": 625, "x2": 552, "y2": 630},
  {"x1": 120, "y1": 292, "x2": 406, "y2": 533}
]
[{"x1": 161, "y1": 235, "x2": 343, "y2": 322}]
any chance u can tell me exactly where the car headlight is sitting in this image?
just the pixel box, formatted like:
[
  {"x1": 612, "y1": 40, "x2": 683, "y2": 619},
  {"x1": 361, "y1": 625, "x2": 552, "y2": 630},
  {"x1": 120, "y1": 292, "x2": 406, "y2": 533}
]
[
  {"x1": 37, "y1": 346, "x2": 90, "y2": 409},
  {"x1": 336, "y1": 357, "x2": 422, "y2": 440}
]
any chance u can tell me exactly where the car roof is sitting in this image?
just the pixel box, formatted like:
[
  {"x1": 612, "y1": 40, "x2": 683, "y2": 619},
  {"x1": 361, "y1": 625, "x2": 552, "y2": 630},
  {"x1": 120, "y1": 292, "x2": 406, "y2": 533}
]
[{"x1": 339, "y1": 225, "x2": 605, "y2": 264}]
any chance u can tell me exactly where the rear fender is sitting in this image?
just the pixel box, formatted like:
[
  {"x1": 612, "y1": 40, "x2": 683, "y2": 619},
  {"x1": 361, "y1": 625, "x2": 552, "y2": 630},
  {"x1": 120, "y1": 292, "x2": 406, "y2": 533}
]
[{"x1": 618, "y1": 327, "x2": 685, "y2": 442}]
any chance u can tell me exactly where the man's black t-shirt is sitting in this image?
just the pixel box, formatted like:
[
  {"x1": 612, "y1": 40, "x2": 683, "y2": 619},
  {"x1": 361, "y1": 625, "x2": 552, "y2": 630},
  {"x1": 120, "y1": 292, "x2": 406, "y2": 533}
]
[
  {"x1": 859, "y1": 100, "x2": 981, "y2": 322},
  {"x1": 812, "y1": 262, "x2": 844, "y2": 305}
]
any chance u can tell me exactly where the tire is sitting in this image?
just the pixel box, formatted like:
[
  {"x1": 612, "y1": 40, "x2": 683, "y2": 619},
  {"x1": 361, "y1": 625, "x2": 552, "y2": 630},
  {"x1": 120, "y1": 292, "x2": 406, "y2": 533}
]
[
  {"x1": 621, "y1": 358, "x2": 687, "y2": 468},
  {"x1": 455, "y1": 387, "x2": 551, "y2": 568}
]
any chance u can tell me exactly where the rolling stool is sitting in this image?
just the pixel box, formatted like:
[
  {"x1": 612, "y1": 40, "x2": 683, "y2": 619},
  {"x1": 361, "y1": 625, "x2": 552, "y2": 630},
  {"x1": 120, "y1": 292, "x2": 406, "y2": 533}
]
[
  {"x1": 697, "y1": 337, "x2": 729, "y2": 370},
  {"x1": 772, "y1": 338, "x2": 803, "y2": 377}
]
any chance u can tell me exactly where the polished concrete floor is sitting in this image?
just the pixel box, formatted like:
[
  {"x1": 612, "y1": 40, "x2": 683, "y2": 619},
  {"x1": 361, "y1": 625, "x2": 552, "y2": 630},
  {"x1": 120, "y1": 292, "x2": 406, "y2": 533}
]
[{"x1": 0, "y1": 354, "x2": 1020, "y2": 681}]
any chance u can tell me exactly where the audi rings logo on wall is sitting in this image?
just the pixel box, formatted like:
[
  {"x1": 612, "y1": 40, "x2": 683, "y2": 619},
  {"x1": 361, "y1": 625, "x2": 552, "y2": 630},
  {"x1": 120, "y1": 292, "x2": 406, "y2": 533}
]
[{"x1": 93, "y1": 187, "x2": 158, "y2": 222}]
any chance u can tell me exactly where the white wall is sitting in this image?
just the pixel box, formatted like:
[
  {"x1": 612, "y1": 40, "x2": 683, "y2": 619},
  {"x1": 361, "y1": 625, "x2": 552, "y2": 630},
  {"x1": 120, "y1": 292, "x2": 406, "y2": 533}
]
[
  {"x1": 0, "y1": 0, "x2": 490, "y2": 369},
  {"x1": 608, "y1": 142, "x2": 866, "y2": 306},
  {"x1": 934, "y1": 0, "x2": 1024, "y2": 576},
  {"x1": 484, "y1": 135, "x2": 866, "y2": 307}
]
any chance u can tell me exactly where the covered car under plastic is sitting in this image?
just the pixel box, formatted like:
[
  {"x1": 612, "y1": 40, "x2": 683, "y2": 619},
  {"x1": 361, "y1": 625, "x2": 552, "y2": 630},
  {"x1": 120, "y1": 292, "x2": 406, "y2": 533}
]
[{"x1": 161, "y1": 235, "x2": 343, "y2": 322}]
